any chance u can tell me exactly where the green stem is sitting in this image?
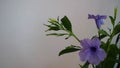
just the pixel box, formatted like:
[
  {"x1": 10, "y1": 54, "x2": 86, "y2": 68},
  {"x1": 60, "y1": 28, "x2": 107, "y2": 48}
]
[
  {"x1": 106, "y1": 32, "x2": 114, "y2": 53},
  {"x1": 64, "y1": 29, "x2": 80, "y2": 42},
  {"x1": 71, "y1": 32, "x2": 80, "y2": 42},
  {"x1": 98, "y1": 30, "x2": 100, "y2": 39}
]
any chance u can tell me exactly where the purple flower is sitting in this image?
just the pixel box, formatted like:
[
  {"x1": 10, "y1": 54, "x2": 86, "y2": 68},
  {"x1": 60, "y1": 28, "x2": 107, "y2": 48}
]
[
  {"x1": 79, "y1": 37, "x2": 106, "y2": 65},
  {"x1": 88, "y1": 14, "x2": 107, "y2": 29}
]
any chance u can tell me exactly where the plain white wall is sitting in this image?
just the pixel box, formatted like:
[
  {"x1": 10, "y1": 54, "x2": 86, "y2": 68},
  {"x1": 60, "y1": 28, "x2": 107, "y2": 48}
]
[{"x1": 0, "y1": 0, "x2": 119, "y2": 68}]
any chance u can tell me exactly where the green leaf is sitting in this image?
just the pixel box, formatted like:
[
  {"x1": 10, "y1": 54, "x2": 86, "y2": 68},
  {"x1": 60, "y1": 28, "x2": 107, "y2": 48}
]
[
  {"x1": 99, "y1": 29, "x2": 109, "y2": 36},
  {"x1": 119, "y1": 21, "x2": 120, "y2": 24},
  {"x1": 100, "y1": 41, "x2": 108, "y2": 52},
  {"x1": 100, "y1": 44, "x2": 119, "y2": 68},
  {"x1": 48, "y1": 18, "x2": 58, "y2": 24},
  {"x1": 48, "y1": 18, "x2": 61, "y2": 27},
  {"x1": 44, "y1": 24, "x2": 54, "y2": 28},
  {"x1": 114, "y1": 7, "x2": 118, "y2": 20},
  {"x1": 109, "y1": 8, "x2": 118, "y2": 26},
  {"x1": 46, "y1": 33, "x2": 68, "y2": 36},
  {"x1": 115, "y1": 33, "x2": 120, "y2": 44},
  {"x1": 99, "y1": 35, "x2": 107, "y2": 40},
  {"x1": 98, "y1": 29, "x2": 109, "y2": 39},
  {"x1": 44, "y1": 24, "x2": 60, "y2": 31},
  {"x1": 48, "y1": 26, "x2": 60, "y2": 31},
  {"x1": 61, "y1": 16, "x2": 72, "y2": 31},
  {"x1": 59, "y1": 45, "x2": 80, "y2": 56},
  {"x1": 109, "y1": 16, "x2": 115, "y2": 26},
  {"x1": 113, "y1": 24, "x2": 120, "y2": 36},
  {"x1": 118, "y1": 48, "x2": 120, "y2": 67}
]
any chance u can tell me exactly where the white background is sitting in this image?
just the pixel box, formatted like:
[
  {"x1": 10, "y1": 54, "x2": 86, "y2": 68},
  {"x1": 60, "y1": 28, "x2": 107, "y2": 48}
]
[{"x1": 0, "y1": 0, "x2": 119, "y2": 68}]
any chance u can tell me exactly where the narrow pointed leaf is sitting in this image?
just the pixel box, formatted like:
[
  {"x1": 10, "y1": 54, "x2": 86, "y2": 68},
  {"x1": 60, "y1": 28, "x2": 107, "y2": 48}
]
[
  {"x1": 61, "y1": 16, "x2": 72, "y2": 31},
  {"x1": 48, "y1": 26, "x2": 60, "y2": 31},
  {"x1": 113, "y1": 24, "x2": 120, "y2": 36},
  {"x1": 109, "y1": 16, "x2": 115, "y2": 26},
  {"x1": 99, "y1": 29, "x2": 109, "y2": 35},
  {"x1": 59, "y1": 45, "x2": 80, "y2": 56},
  {"x1": 48, "y1": 18, "x2": 57, "y2": 23},
  {"x1": 115, "y1": 33, "x2": 120, "y2": 44},
  {"x1": 98, "y1": 29, "x2": 109, "y2": 39},
  {"x1": 44, "y1": 24, "x2": 60, "y2": 31},
  {"x1": 46, "y1": 33, "x2": 68, "y2": 36},
  {"x1": 114, "y1": 7, "x2": 118, "y2": 20}
]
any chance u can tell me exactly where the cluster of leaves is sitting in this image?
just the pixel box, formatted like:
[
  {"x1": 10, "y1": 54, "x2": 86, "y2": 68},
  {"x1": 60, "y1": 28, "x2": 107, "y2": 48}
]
[
  {"x1": 44, "y1": 16, "x2": 72, "y2": 39},
  {"x1": 44, "y1": 8, "x2": 120, "y2": 68},
  {"x1": 44, "y1": 16, "x2": 81, "y2": 56},
  {"x1": 96, "y1": 8, "x2": 120, "y2": 68}
]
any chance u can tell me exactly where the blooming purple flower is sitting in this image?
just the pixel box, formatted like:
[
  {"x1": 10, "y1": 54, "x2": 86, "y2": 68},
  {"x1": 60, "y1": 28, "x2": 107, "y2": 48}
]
[
  {"x1": 88, "y1": 14, "x2": 107, "y2": 29},
  {"x1": 79, "y1": 37, "x2": 106, "y2": 65}
]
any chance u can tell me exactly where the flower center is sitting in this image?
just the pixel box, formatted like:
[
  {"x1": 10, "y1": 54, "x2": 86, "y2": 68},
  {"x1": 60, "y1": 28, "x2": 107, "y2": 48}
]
[{"x1": 90, "y1": 47, "x2": 96, "y2": 52}]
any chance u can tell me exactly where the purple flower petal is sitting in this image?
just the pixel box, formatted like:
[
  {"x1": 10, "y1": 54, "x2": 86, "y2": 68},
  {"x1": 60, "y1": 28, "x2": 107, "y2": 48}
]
[
  {"x1": 97, "y1": 49, "x2": 106, "y2": 61},
  {"x1": 91, "y1": 37, "x2": 101, "y2": 47},
  {"x1": 79, "y1": 49, "x2": 90, "y2": 61},
  {"x1": 88, "y1": 14, "x2": 95, "y2": 19},
  {"x1": 88, "y1": 14, "x2": 107, "y2": 29},
  {"x1": 99, "y1": 15, "x2": 107, "y2": 19},
  {"x1": 95, "y1": 19, "x2": 103, "y2": 29},
  {"x1": 79, "y1": 37, "x2": 106, "y2": 65},
  {"x1": 88, "y1": 53, "x2": 101, "y2": 65},
  {"x1": 80, "y1": 39, "x2": 91, "y2": 48}
]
